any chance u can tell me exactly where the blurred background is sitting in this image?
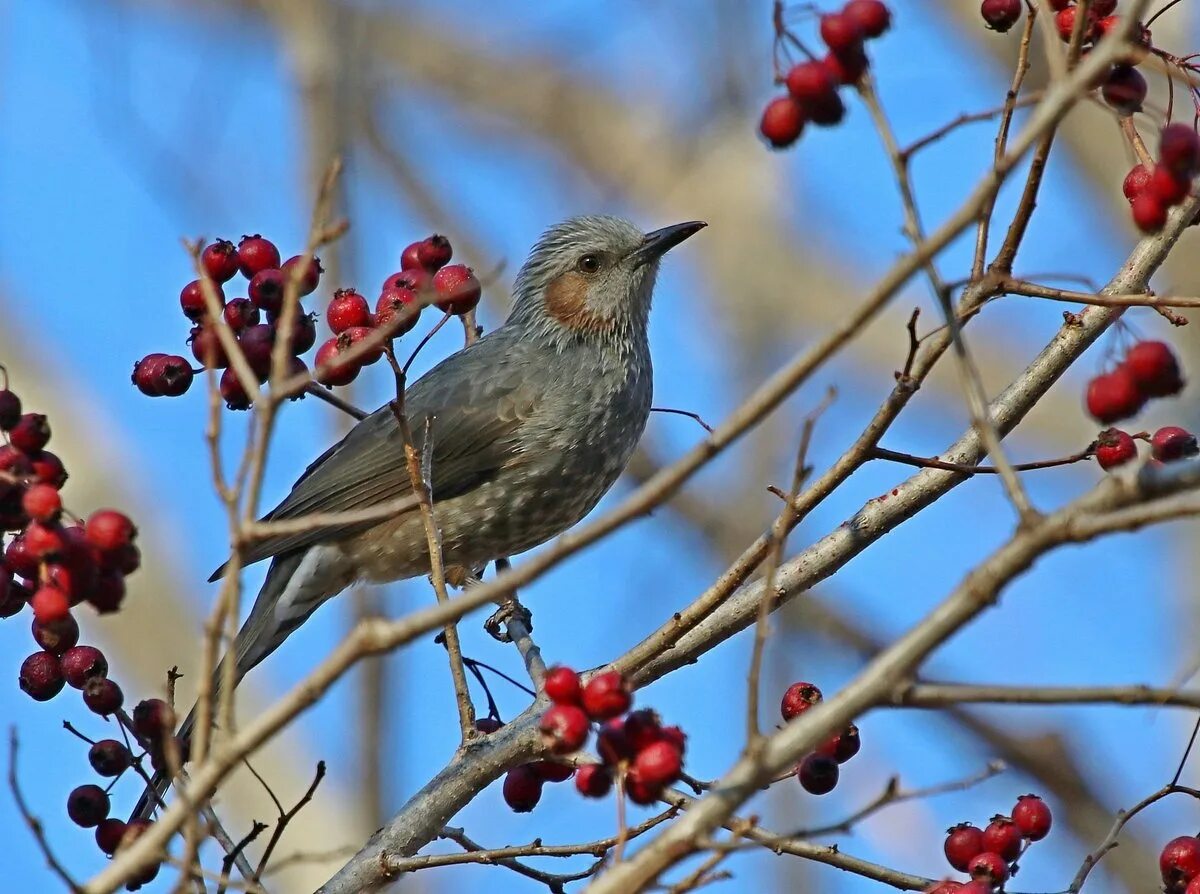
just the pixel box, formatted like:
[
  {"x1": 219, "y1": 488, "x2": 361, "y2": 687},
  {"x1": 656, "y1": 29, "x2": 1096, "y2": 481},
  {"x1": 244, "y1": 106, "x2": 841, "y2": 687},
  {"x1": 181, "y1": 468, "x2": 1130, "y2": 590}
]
[{"x1": 2, "y1": 1, "x2": 1200, "y2": 891}]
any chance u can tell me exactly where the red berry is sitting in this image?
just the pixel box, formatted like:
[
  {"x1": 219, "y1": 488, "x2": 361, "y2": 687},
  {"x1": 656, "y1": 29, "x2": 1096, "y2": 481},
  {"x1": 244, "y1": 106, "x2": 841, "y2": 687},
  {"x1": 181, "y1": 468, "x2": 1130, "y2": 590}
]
[
  {"x1": 944, "y1": 823, "x2": 986, "y2": 871},
  {"x1": 24, "y1": 521, "x2": 64, "y2": 561},
  {"x1": 249, "y1": 268, "x2": 286, "y2": 315},
  {"x1": 968, "y1": 851, "x2": 1009, "y2": 885},
  {"x1": 27, "y1": 450, "x2": 66, "y2": 489},
  {"x1": 502, "y1": 765, "x2": 543, "y2": 812},
  {"x1": 327, "y1": 289, "x2": 372, "y2": 334},
  {"x1": 1012, "y1": 794, "x2": 1052, "y2": 840},
  {"x1": 5, "y1": 535, "x2": 37, "y2": 578},
  {"x1": 781, "y1": 681, "x2": 823, "y2": 721},
  {"x1": 133, "y1": 698, "x2": 175, "y2": 742},
  {"x1": 574, "y1": 763, "x2": 613, "y2": 798},
  {"x1": 61, "y1": 644, "x2": 108, "y2": 689},
  {"x1": 89, "y1": 739, "x2": 132, "y2": 777},
  {"x1": 1151, "y1": 425, "x2": 1198, "y2": 461},
  {"x1": 282, "y1": 255, "x2": 323, "y2": 296},
  {"x1": 1102, "y1": 65, "x2": 1147, "y2": 114},
  {"x1": 623, "y1": 709, "x2": 663, "y2": 752},
  {"x1": 32, "y1": 614, "x2": 79, "y2": 654},
  {"x1": 95, "y1": 818, "x2": 128, "y2": 855},
  {"x1": 1162, "y1": 836, "x2": 1200, "y2": 885},
  {"x1": 581, "y1": 670, "x2": 632, "y2": 721},
  {"x1": 820, "y1": 12, "x2": 864, "y2": 53},
  {"x1": 1123, "y1": 164, "x2": 1152, "y2": 202},
  {"x1": 597, "y1": 719, "x2": 634, "y2": 765},
  {"x1": 274, "y1": 310, "x2": 317, "y2": 355},
  {"x1": 31, "y1": 586, "x2": 70, "y2": 624},
  {"x1": 539, "y1": 704, "x2": 590, "y2": 754},
  {"x1": 19, "y1": 650, "x2": 63, "y2": 701},
  {"x1": 131, "y1": 354, "x2": 168, "y2": 396},
  {"x1": 432, "y1": 264, "x2": 483, "y2": 316},
  {"x1": 1161, "y1": 124, "x2": 1200, "y2": 178},
  {"x1": 0, "y1": 390, "x2": 22, "y2": 430},
  {"x1": 190, "y1": 324, "x2": 228, "y2": 369},
  {"x1": 821, "y1": 48, "x2": 868, "y2": 85},
  {"x1": 1187, "y1": 875, "x2": 1200, "y2": 894},
  {"x1": 239, "y1": 323, "x2": 276, "y2": 380},
  {"x1": 340, "y1": 326, "x2": 383, "y2": 366},
  {"x1": 844, "y1": 0, "x2": 891, "y2": 38},
  {"x1": 417, "y1": 235, "x2": 454, "y2": 272},
  {"x1": 83, "y1": 677, "x2": 123, "y2": 716},
  {"x1": 1125, "y1": 340, "x2": 1184, "y2": 396},
  {"x1": 633, "y1": 740, "x2": 682, "y2": 787},
  {"x1": 1149, "y1": 165, "x2": 1192, "y2": 207},
  {"x1": 1094, "y1": 428, "x2": 1137, "y2": 470},
  {"x1": 180, "y1": 279, "x2": 225, "y2": 320},
  {"x1": 980, "y1": 0, "x2": 1021, "y2": 32},
  {"x1": 530, "y1": 760, "x2": 575, "y2": 783},
  {"x1": 1054, "y1": 5, "x2": 1086, "y2": 41},
  {"x1": 661, "y1": 725, "x2": 688, "y2": 756},
  {"x1": 785, "y1": 61, "x2": 838, "y2": 108},
  {"x1": 759, "y1": 96, "x2": 806, "y2": 148},
  {"x1": 87, "y1": 570, "x2": 126, "y2": 614},
  {"x1": 1086, "y1": 368, "x2": 1143, "y2": 423},
  {"x1": 982, "y1": 817, "x2": 1023, "y2": 862},
  {"x1": 237, "y1": 235, "x2": 281, "y2": 278},
  {"x1": 624, "y1": 766, "x2": 662, "y2": 805},
  {"x1": 797, "y1": 753, "x2": 839, "y2": 795},
  {"x1": 85, "y1": 509, "x2": 136, "y2": 553},
  {"x1": 21, "y1": 483, "x2": 61, "y2": 522},
  {"x1": 382, "y1": 268, "x2": 432, "y2": 295},
  {"x1": 201, "y1": 240, "x2": 240, "y2": 283},
  {"x1": 133, "y1": 355, "x2": 193, "y2": 397},
  {"x1": 400, "y1": 240, "x2": 423, "y2": 271},
  {"x1": 219, "y1": 368, "x2": 254, "y2": 410},
  {"x1": 374, "y1": 285, "x2": 423, "y2": 336},
  {"x1": 923, "y1": 883, "x2": 964, "y2": 894},
  {"x1": 314, "y1": 336, "x2": 362, "y2": 387},
  {"x1": 10, "y1": 413, "x2": 50, "y2": 453},
  {"x1": 545, "y1": 665, "x2": 583, "y2": 705},
  {"x1": 223, "y1": 297, "x2": 260, "y2": 332},
  {"x1": 815, "y1": 723, "x2": 861, "y2": 763},
  {"x1": 67, "y1": 784, "x2": 110, "y2": 828},
  {"x1": 1132, "y1": 191, "x2": 1168, "y2": 232}
]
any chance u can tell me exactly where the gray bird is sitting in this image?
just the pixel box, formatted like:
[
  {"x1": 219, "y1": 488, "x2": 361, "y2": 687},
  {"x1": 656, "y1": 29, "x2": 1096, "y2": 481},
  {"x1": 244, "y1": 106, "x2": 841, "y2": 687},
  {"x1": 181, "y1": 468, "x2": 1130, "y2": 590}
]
[{"x1": 134, "y1": 214, "x2": 705, "y2": 818}]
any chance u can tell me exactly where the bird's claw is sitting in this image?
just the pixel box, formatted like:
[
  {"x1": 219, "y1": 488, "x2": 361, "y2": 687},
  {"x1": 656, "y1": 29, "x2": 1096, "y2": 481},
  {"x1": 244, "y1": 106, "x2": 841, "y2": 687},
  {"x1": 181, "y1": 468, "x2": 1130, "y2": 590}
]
[{"x1": 484, "y1": 599, "x2": 532, "y2": 643}]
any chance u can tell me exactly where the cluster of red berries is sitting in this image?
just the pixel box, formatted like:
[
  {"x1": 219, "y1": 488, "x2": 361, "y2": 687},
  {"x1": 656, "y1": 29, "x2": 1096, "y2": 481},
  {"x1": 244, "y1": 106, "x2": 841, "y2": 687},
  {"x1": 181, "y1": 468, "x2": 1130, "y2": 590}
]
[
  {"x1": 1160, "y1": 834, "x2": 1200, "y2": 893},
  {"x1": 1125, "y1": 125, "x2": 1200, "y2": 233},
  {"x1": 501, "y1": 667, "x2": 687, "y2": 812},
  {"x1": 981, "y1": 0, "x2": 1141, "y2": 44},
  {"x1": 780, "y1": 682, "x2": 861, "y2": 794},
  {"x1": 759, "y1": 0, "x2": 892, "y2": 149},
  {"x1": 924, "y1": 794, "x2": 1053, "y2": 893},
  {"x1": 132, "y1": 232, "x2": 482, "y2": 409}
]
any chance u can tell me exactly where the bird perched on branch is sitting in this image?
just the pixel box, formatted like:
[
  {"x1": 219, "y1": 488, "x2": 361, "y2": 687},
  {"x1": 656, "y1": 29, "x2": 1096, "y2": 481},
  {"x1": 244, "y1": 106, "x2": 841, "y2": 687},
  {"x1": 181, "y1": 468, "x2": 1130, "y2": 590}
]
[{"x1": 133, "y1": 214, "x2": 706, "y2": 818}]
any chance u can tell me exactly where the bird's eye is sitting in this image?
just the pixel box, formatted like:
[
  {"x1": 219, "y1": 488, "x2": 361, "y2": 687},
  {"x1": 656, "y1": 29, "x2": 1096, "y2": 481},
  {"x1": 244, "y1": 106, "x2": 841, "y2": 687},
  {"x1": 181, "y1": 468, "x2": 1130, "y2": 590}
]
[{"x1": 577, "y1": 253, "x2": 602, "y2": 274}]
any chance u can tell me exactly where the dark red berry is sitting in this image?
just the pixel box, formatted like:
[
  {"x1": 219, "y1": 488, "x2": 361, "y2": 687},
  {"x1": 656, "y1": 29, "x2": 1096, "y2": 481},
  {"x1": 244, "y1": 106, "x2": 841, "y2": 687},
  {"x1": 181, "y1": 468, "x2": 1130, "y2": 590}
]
[
  {"x1": 61, "y1": 644, "x2": 108, "y2": 689},
  {"x1": 219, "y1": 368, "x2": 254, "y2": 410},
  {"x1": 22, "y1": 483, "x2": 61, "y2": 522},
  {"x1": 1012, "y1": 794, "x2": 1052, "y2": 840},
  {"x1": 530, "y1": 760, "x2": 575, "y2": 783},
  {"x1": 5, "y1": 535, "x2": 37, "y2": 578},
  {"x1": 1149, "y1": 165, "x2": 1192, "y2": 207},
  {"x1": 85, "y1": 509, "x2": 136, "y2": 553},
  {"x1": 0, "y1": 575, "x2": 25, "y2": 618},
  {"x1": 815, "y1": 723, "x2": 861, "y2": 763},
  {"x1": 821, "y1": 47, "x2": 868, "y2": 85},
  {"x1": 89, "y1": 739, "x2": 132, "y2": 777},
  {"x1": 844, "y1": 0, "x2": 891, "y2": 37},
  {"x1": 237, "y1": 235, "x2": 281, "y2": 278},
  {"x1": 1095, "y1": 428, "x2": 1137, "y2": 470},
  {"x1": 223, "y1": 297, "x2": 260, "y2": 332},
  {"x1": 820, "y1": 12, "x2": 864, "y2": 53},
  {"x1": 32, "y1": 614, "x2": 79, "y2": 654},
  {"x1": 202, "y1": 240, "x2": 240, "y2": 283},
  {"x1": 1151, "y1": 425, "x2": 1198, "y2": 461},
  {"x1": 1125, "y1": 340, "x2": 1184, "y2": 396},
  {"x1": 274, "y1": 310, "x2": 318, "y2": 355},
  {"x1": 282, "y1": 254, "x2": 322, "y2": 296},
  {"x1": 180, "y1": 279, "x2": 224, "y2": 321},
  {"x1": 1092, "y1": 0, "x2": 1117, "y2": 13},
  {"x1": 968, "y1": 851, "x2": 1009, "y2": 885},
  {"x1": 781, "y1": 681, "x2": 823, "y2": 721},
  {"x1": 95, "y1": 818, "x2": 128, "y2": 855},
  {"x1": 374, "y1": 285, "x2": 422, "y2": 336},
  {"x1": 31, "y1": 586, "x2": 70, "y2": 624},
  {"x1": 797, "y1": 753, "x2": 839, "y2": 795},
  {"x1": 10, "y1": 413, "x2": 50, "y2": 453},
  {"x1": 574, "y1": 763, "x2": 613, "y2": 798},
  {"x1": 83, "y1": 677, "x2": 123, "y2": 715},
  {"x1": 132, "y1": 354, "x2": 194, "y2": 397},
  {"x1": 633, "y1": 741, "x2": 683, "y2": 787},
  {"x1": 133, "y1": 698, "x2": 175, "y2": 742},
  {"x1": 314, "y1": 337, "x2": 362, "y2": 387},
  {"x1": 582, "y1": 670, "x2": 632, "y2": 721},
  {"x1": 1132, "y1": 191, "x2": 1168, "y2": 233},
  {"x1": 86, "y1": 570, "x2": 126, "y2": 614},
  {"x1": 1102, "y1": 66, "x2": 1147, "y2": 114},
  {"x1": 623, "y1": 709, "x2": 663, "y2": 752},
  {"x1": 0, "y1": 390, "x2": 21, "y2": 430},
  {"x1": 980, "y1": 0, "x2": 1021, "y2": 32},
  {"x1": 131, "y1": 354, "x2": 168, "y2": 397},
  {"x1": 539, "y1": 704, "x2": 590, "y2": 754},
  {"x1": 759, "y1": 96, "x2": 805, "y2": 148},
  {"x1": 982, "y1": 817, "x2": 1023, "y2": 862},
  {"x1": 432, "y1": 264, "x2": 482, "y2": 316},
  {"x1": 945, "y1": 823, "x2": 986, "y2": 871},
  {"x1": 67, "y1": 784, "x2": 110, "y2": 828},
  {"x1": 502, "y1": 765, "x2": 543, "y2": 812},
  {"x1": 544, "y1": 665, "x2": 582, "y2": 706},
  {"x1": 1123, "y1": 164, "x2": 1152, "y2": 202},
  {"x1": 19, "y1": 650, "x2": 63, "y2": 701},
  {"x1": 596, "y1": 719, "x2": 634, "y2": 765},
  {"x1": 190, "y1": 324, "x2": 228, "y2": 369},
  {"x1": 327, "y1": 289, "x2": 372, "y2": 334},
  {"x1": 1161, "y1": 124, "x2": 1200, "y2": 178},
  {"x1": 417, "y1": 235, "x2": 454, "y2": 271},
  {"x1": 1086, "y1": 368, "x2": 1143, "y2": 423},
  {"x1": 239, "y1": 323, "x2": 276, "y2": 379},
  {"x1": 474, "y1": 717, "x2": 503, "y2": 734},
  {"x1": 400, "y1": 240, "x2": 423, "y2": 271},
  {"x1": 249, "y1": 268, "x2": 286, "y2": 315}
]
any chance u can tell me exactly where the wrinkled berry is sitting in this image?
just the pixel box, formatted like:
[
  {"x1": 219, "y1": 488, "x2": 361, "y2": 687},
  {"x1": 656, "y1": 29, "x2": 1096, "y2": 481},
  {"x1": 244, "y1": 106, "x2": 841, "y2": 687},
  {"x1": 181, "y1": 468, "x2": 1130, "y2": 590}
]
[
  {"x1": 61, "y1": 644, "x2": 108, "y2": 689},
  {"x1": 781, "y1": 681, "x2": 823, "y2": 721},
  {"x1": 19, "y1": 650, "x2": 63, "y2": 701}
]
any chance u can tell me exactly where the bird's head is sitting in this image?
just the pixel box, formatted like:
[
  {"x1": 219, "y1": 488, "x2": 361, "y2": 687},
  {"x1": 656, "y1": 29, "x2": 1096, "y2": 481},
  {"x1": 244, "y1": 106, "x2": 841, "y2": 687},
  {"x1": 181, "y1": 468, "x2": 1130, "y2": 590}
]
[{"x1": 509, "y1": 215, "x2": 705, "y2": 349}]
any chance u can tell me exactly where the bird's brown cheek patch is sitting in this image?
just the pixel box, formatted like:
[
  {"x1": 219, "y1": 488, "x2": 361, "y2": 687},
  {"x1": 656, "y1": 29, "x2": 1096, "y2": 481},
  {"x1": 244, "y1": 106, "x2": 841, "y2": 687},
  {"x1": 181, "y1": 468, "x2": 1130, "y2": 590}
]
[{"x1": 544, "y1": 271, "x2": 616, "y2": 335}]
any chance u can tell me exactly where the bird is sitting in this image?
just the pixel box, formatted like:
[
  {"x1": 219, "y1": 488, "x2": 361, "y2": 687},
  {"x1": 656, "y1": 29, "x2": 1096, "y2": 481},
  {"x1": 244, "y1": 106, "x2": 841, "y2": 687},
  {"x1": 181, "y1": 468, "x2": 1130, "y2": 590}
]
[{"x1": 133, "y1": 214, "x2": 706, "y2": 818}]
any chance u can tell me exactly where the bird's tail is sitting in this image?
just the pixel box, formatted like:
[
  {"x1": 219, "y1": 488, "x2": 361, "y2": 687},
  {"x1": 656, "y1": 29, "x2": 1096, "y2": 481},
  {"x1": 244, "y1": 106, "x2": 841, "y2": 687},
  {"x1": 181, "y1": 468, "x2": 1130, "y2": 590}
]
[{"x1": 130, "y1": 552, "x2": 310, "y2": 821}]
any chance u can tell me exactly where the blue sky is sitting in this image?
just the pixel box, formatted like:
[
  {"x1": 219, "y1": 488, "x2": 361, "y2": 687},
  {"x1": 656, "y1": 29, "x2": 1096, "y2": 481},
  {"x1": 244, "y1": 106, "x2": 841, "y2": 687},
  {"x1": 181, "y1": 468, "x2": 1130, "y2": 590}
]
[{"x1": 2, "y1": 2, "x2": 1198, "y2": 892}]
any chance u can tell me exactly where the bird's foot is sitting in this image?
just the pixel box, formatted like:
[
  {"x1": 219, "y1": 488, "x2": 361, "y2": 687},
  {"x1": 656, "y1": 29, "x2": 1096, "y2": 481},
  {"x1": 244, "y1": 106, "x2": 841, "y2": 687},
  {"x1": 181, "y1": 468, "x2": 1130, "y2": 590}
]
[{"x1": 484, "y1": 599, "x2": 533, "y2": 643}]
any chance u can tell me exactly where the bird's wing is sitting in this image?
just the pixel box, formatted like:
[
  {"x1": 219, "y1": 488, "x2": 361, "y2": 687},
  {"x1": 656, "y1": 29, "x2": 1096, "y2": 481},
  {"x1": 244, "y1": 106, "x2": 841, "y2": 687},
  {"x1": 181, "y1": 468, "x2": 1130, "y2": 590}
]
[{"x1": 211, "y1": 335, "x2": 541, "y2": 579}]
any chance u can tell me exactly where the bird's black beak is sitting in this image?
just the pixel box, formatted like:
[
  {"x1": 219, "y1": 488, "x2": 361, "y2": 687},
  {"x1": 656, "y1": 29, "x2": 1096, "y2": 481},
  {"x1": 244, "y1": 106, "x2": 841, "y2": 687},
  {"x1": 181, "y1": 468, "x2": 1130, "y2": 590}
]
[{"x1": 631, "y1": 220, "x2": 707, "y2": 267}]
